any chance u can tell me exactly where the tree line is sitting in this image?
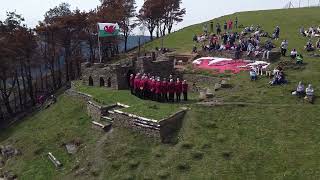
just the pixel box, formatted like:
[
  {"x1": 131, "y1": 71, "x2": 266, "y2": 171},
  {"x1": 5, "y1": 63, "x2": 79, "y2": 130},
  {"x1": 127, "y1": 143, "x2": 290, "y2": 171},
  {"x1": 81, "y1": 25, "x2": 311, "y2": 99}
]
[{"x1": 0, "y1": 0, "x2": 185, "y2": 122}]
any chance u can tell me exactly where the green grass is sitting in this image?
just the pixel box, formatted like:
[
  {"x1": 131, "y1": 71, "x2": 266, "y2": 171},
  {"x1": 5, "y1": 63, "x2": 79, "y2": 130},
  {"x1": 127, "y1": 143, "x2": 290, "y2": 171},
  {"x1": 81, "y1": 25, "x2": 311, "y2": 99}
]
[
  {"x1": 76, "y1": 83, "x2": 196, "y2": 120},
  {"x1": 1, "y1": 7, "x2": 320, "y2": 179},
  {"x1": 145, "y1": 7, "x2": 320, "y2": 54},
  {"x1": 0, "y1": 95, "x2": 101, "y2": 179}
]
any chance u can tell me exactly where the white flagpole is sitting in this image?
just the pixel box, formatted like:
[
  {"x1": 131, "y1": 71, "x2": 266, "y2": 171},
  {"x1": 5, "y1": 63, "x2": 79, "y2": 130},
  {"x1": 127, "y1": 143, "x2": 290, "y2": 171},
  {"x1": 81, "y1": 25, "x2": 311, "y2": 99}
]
[{"x1": 98, "y1": 24, "x2": 102, "y2": 63}]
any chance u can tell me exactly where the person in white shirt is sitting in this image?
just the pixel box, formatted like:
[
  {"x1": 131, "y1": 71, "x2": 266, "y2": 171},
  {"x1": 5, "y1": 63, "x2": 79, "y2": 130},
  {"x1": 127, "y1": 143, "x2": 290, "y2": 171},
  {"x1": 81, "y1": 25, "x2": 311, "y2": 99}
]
[
  {"x1": 290, "y1": 49, "x2": 298, "y2": 59},
  {"x1": 250, "y1": 69, "x2": 257, "y2": 81},
  {"x1": 305, "y1": 84, "x2": 315, "y2": 103},
  {"x1": 296, "y1": 81, "x2": 305, "y2": 96}
]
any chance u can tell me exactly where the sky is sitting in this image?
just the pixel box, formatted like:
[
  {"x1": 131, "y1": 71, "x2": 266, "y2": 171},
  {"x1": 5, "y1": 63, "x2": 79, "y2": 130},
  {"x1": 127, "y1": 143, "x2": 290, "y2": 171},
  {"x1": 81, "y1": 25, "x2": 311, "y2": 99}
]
[{"x1": 0, "y1": 0, "x2": 318, "y2": 34}]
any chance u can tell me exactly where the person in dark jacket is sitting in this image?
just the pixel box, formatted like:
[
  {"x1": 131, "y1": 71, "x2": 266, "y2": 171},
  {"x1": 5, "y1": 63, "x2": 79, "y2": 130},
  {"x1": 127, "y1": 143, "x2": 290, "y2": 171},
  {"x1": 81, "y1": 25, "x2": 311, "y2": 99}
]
[
  {"x1": 129, "y1": 74, "x2": 135, "y2": 95},
  {"x1": 175, "y1": 78, "x2": 182, "y2": 102},
  {"x1": 162, "y1": 78, "x2": 168, "y2": 102},
  {"x1": 182, "y1": 80, "x2": 189, "y2": 101}
]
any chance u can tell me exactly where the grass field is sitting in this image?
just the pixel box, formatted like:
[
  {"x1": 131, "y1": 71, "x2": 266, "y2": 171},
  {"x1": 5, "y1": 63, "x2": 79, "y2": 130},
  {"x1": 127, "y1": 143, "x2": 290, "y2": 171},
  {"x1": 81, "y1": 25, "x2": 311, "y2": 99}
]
[{"x1": 1, "y1": 7, "x2": 320, "y2": 179}]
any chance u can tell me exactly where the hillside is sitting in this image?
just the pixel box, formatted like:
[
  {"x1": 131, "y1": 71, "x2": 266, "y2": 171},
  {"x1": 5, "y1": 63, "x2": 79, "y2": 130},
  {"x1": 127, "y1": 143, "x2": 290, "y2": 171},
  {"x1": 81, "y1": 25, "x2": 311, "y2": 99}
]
[
  {"x1": 1, "y1": 7, "x2": 320, "y2": 179},
  {"x1": 145, "y1": 7, "x2": 320, "y2": 54}
]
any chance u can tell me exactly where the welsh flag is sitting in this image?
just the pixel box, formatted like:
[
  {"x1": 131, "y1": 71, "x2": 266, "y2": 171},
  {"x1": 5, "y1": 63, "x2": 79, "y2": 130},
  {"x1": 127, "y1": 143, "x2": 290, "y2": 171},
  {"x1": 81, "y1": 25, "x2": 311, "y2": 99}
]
[{"x1": 98, "y1": 23, "x2": 120, "y2": 37}]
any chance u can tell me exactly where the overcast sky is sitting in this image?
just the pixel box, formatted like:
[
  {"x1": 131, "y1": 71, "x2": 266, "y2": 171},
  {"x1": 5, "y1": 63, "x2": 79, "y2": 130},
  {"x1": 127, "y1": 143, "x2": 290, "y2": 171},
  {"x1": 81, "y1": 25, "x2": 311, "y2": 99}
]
[{"x1": 0, "y1": 0, "x2": 317, "y2": 34}]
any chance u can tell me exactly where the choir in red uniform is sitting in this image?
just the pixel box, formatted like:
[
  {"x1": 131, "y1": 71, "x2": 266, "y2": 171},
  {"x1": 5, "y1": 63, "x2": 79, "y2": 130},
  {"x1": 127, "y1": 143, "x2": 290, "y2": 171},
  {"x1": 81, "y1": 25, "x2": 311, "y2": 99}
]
[{"x1": 129, "y1": 73, "x2": 188, "y2": 102}]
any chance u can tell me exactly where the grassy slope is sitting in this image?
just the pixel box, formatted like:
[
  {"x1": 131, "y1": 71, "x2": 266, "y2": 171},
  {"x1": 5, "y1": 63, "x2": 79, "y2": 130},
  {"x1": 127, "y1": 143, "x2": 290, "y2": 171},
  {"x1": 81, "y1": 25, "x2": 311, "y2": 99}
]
[
  {"x1": 1, "y1": 7, "x2": 320, "y2": 179},
  {"x1": 145, "y1": 7, "x2": 320, "y2": 54}
]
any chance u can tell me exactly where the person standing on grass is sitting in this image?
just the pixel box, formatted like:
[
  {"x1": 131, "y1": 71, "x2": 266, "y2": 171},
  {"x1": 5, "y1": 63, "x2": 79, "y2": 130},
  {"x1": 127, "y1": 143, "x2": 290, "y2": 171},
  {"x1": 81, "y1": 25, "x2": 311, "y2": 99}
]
[
  {"x1": 150, "y1": 77, "x2": 155, "y2": 101},
  {"x1": 129, "y1": 74, "x2": 135, "y2": 95},
  {"x1": 223, "y1": 21, "x2": 227, "y2": 33},
  {"x1": 143, "y1": 75, "x2": 150, "y2": 99},
  {"x1": 228, "y1": 20, "x2": 233, "y2": 31},
  {"x1": 175, "y1": 78, "x2": 182, "y2": 102},
  {"x1": 168, "y1": 79, "x2": 175, "y2": 103},
  {"x1": 134, "y1": 74, "x2": 140, "y2": 97},
  {"x1": 274, "y1": 26, "x2": 280, "y2": 40},
  {"x1": 235, "y1": 17, "x2": 238, "y2": 29},
  {"x1": 155, "y1": 78, "x2": 162, "y2": 102},
  {"x1": 162, "y1": 78, "x2": 169, "y2": 102},
  {"x1": 139, "y1": 75, "x2": 145, "y2": 99},
  {"x1": 216, "y1": 23, "x2": 221, "y2": 35},
  {"x1": 280, "y1": 40, "x2": 288, "y2": 56},
  {"x1": 182, "y1": 80, "x2": 189, "y2": 101}
]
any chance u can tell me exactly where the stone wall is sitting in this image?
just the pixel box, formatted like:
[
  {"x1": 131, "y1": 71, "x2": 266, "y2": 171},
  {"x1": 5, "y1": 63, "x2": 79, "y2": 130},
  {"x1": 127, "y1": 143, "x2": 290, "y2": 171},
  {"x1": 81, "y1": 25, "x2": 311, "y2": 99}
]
[
  {"x1": 111, "y1": 112, "x2": 161, "y2": 139},
  {"x1": 86, "y1": 101, "x2": 115, "y2": 121},
  {"x1": 199, "y1": 50, "x2": 281, "y2": 62},
  {"x1": 159, "y1": 109, "x2": 187, "y2": 142},
  {"x1": 81, "y1": 63, "x2": 135, "y2": 90},
  {"x1": 65, "y1": 89, "x2": 93, "y2": 102},
  {"x1": 135, "y1": 56, "x2": 175, "y2": 77},
  {"x1": 110, "y1": 109, "x2": 187, "y2": 142}
]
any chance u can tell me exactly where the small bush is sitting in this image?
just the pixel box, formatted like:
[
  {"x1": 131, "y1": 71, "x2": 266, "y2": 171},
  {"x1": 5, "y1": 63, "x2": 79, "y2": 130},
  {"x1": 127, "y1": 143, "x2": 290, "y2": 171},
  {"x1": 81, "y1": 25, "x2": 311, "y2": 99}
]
[
  {"x1": 122, "y1": 175, "x2": 135, "y2": 180},
  {"x1": 222, "y1": 151, "x2": 232, "y2": 160},
  {"x1": 148, "y1": 105, "x2": 159, "y2": 110},
  {"x1": 90, "y1": 168, "x2": 101, "y2": 177},
  {"x1": 191, "y1": 151, "x2": 204, "y2": 160},
  {"x1": 111, "y1": 162, "x2": 121, "y2": 170},
  {"x1": 157, "y1": 170, "x2": 170, "y2": 179},
  {"x1": 216, "y1": 134, "x2": 226, "y2": 143},
  {"x1": 180, "y1": 142, "x2": 194, "y2": 150},
  {"x1": 128, "y1": 160, "x2": 140, "y2": 169},
  {"x1": 154, "y1": 152, "x2": 162, "y2": 158},
  {"x1": 177, "y1": 162, "x2": 191, "y2": 171},
  {"x1": 206, "y1": 122, "x2": 218, "y2": 129},
  {"x1": 201, "y1": 143, "x2": 212, "y2": 149},
  {"x1": 33, "y1": 147, "x2": 44, "y2": 155}
]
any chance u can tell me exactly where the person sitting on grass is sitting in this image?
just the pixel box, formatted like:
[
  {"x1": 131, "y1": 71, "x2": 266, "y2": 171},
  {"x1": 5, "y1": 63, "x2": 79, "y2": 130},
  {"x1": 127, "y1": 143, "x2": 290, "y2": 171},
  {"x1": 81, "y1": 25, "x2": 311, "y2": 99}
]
[
  {"x1": 290, "y1": 49, "x2": 298, "y2": 59},
  {"x1": 296, "y1": 53, "x2": 304, "y2": 64},
  {"x1": 250, "y1": 69, "x2": 257, "y2": 81},
  {"x1": 305, "y1": 40, "x2": 315, "y2": 52},
  {"x1": 316, "y1": 39, "x2": 320, "y2": 49},
  {"x1": 247, "y1": 42, "x2": 255, "y2": 56},
  {"x1": 262, "y1": 40, "x2": 274, "y2": 60},
  {"x1": 270, "y1": 71, "x2": 287, "y2": 85},
  {"x1": 193, "y1": 34, "x2": 198, "y2": 42},
  {"x1": 305, "y1": 84, "x2": 315, "y2": 104},
  {"x1": 293, "y1": 81, "x2": 305, "y2": 97},
  {"x1": 192, "y1": 45, "x2": 197, "y2": 53},
  {"x1": 300, "y1": 27, "x2": 306, "y2": 36}
]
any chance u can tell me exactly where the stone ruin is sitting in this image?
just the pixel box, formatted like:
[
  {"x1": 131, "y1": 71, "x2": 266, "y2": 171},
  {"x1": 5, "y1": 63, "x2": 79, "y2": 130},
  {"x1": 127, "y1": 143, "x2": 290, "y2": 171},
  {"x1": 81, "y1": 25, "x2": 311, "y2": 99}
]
[{"x1": 81, "y1": 52, "x2": 176, "y2": 90}]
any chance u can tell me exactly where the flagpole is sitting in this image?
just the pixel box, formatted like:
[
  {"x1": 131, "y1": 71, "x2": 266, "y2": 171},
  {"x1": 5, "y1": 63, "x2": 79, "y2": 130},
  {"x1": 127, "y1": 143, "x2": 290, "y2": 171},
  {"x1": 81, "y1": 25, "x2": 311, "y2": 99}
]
[{"x1": 98, "y1": 24, "x2": 102, "y2": 63}]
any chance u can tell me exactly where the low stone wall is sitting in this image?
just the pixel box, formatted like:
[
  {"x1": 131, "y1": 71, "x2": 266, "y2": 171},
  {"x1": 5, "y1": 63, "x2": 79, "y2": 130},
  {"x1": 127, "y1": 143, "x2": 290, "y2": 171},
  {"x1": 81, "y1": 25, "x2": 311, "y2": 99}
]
[
  {"x1": 159, "y1": 109, "x2": 187, "y2": 142},
  {"x1": 86, "y1": 101, "x2": 115, "y2": 122},
  {"x1": 66, "y1": 88, "x2": 187, "y2": 142},
  {"x1": 111, "y1": 112, "x2": 161, "y2": 139},
  {"x1": 199, "y1": 50, "x2": 281, "y2": 62},
  {"x1": 65, "y1": 89, "x2": 93, "y2": 102},
  {"x1": 110, "y1": 109, "x2": 187, "y2": 142}
]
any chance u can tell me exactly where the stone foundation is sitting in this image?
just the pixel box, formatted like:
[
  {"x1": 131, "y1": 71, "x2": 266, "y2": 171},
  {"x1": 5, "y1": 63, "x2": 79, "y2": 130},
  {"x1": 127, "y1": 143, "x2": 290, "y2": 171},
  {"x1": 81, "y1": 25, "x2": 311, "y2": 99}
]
[
  {"x1": 110, "y1": 109, "x2": 187, "y2": 142},
  {"x1": 66, "y1": 89, "x2": 187, "y2": 142}
]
